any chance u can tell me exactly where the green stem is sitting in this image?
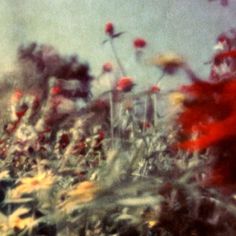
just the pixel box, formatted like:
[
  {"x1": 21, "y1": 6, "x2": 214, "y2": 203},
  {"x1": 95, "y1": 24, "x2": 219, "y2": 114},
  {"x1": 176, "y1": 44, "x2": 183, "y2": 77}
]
[
  {"x1": 110, "y1": 38, "x2": 126, "y2": 76},
  {"x1": 157, "y1": 71, "x2": 165, "y2": 84},
  {"x1": 109, "y1": 92, "x2": 114, "y2": 148}
]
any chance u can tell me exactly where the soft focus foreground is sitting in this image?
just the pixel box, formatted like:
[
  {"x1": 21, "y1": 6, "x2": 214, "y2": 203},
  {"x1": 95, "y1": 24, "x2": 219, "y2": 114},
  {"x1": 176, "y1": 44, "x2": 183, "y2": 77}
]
[{"x1": 1, "y1": 4, "x2": 236, "y2": 236}]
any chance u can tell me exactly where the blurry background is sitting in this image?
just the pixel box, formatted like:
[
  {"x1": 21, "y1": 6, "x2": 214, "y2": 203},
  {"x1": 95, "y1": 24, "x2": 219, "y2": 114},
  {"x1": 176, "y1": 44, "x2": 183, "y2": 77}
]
[{"x1": 0, "y1": 0, "x2": 236, "y2": 91}]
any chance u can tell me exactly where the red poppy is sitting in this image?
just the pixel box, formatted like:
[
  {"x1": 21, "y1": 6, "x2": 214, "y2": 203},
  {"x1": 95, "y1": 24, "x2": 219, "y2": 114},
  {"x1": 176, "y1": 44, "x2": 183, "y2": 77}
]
[
  {"x1": 102, "y1": 62, "x2": 113, "y2": 73},
  {"x1": 105, "y1": 22, "x2": 114, "y2": 36},
  {"x1": 116, "y1": 77, "x2": 134, "y2": 92},
  {"x1": 133, "y1": 38, "x2": 147, "y2": 49}
]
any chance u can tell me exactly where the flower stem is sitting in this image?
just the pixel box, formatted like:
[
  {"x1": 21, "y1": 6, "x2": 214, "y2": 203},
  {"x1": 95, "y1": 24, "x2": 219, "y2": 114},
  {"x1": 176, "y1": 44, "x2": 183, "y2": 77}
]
[
  {"x1": 157, "y1": 71, "x2": 165, "y2": 84},
  {"x1": 110, "y1": 38, "x2": 126, "y2": 76},
  {"x1": 109, "y1": 91, "x2": 114, "y2": 148}
]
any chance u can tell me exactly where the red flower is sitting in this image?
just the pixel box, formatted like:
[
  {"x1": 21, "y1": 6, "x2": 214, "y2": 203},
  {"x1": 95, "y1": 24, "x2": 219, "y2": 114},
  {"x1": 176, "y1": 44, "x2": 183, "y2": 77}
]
[
  {"x1": 149, "y1": 85, "x2": 160, "y2": 94},
  {"x1": 133, "y1": 38, "x2": 147, "y2": 49},
  {"x1": 98, "y1": 130, "x2": 105, "y2": 141},
  {"x1": 50, "y1": 86, "x2": 61, "y2": 95},
  {"x1": 213, "y1": 50, "x2": 236, "y2": 65},
  {"x1": 16, "y1": 108, "x2": 27, "y2": 119},
  {"x1": 217, "y1": 33, "x2": 231, "y2": 47},
  {"x1": 178, "y1": 77, "x2": 236, "y2": 189},
  {"x1": 105, "y1": 22, "x2": 114, "y2": 36},
  {"x1": 116, "y1": 77, "x2": 134, "y2": 92},
  {"x1": 178, "y1": 78, "x2": 236, "y2": 150},
  {"x1": 59, "y1": 133, "x2": 70, "y2": 149},
  {"x1": 102, "y1": 62, "x2": 113, "y2": 73}
]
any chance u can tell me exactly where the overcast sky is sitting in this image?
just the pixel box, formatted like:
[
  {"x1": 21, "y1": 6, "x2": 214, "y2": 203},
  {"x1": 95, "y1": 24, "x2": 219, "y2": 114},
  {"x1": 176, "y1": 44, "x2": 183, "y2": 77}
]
[{"x1": 0, "y1": 0, "x2": 236, "y2": 90}]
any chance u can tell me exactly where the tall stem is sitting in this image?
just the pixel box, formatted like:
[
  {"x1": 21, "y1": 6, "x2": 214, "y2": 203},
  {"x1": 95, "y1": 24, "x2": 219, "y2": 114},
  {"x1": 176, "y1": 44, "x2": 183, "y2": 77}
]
[
  {"x1": 110, "y1": 38, "x2": 126, "y2": 76},
  {"x1": 142, "y1": 94, "x2": 148, "y2": 132},
  {"x1": 109, "y1": 92, "x2": 114, "y2": 148},
  {"x1": 157, "y1": 71, "x2": 165, "y2": 84}
]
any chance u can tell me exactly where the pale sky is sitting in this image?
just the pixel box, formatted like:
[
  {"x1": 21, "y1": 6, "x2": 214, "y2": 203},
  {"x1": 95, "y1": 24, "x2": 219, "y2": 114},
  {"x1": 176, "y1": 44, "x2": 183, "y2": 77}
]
[{"x1": 0, "y1": 0, "x2": 236, "y2": 90}]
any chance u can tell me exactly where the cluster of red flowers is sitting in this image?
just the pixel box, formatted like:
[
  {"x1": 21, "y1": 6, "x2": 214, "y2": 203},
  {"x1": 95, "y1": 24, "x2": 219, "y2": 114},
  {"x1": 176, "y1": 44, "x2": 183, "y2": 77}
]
[
  {"x1": 178, "y1": 29, "x2": 236, "y2": 190},
  {"x1": 178, "y1": 78, "x2": 236, "y2": 150},
  {"x1": 102, "y1": 22, "x2": 148, "y2": 93}
]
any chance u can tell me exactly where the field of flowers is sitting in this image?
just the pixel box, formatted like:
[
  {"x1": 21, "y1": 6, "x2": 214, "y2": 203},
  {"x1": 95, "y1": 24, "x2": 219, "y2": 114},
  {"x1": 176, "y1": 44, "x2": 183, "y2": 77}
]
[{"x1": 0, "y1": 1, "x2": 236, "y2": 235}]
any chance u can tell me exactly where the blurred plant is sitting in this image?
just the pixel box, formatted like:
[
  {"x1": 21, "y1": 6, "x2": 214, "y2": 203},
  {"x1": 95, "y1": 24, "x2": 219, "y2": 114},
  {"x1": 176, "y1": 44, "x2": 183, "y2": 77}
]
[{"x1": 103, "y1": 22, "x2": 126, "y2": 76}]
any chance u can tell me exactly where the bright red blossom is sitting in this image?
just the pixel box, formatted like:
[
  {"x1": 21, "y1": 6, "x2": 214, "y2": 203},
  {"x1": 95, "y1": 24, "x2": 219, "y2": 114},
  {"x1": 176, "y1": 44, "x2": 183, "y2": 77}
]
[
  {"x1": 116, "y1": 77, "x2": 134, "y2": 92},
  {"x1": 50, "y1": 86, "x2": 61, "y2": 95},
  {"x1": 178, "y1": 78, "x2": 236, "y2": 150},
  {"x1": 105, "y1": 22, "x2": 114, "y2": 36},
  {"x1": 133, "y1": 38, "x2": 147, "y2": 49},
  {"x1": 178, "y1": 77, "x2": 236, "y2": 189}
]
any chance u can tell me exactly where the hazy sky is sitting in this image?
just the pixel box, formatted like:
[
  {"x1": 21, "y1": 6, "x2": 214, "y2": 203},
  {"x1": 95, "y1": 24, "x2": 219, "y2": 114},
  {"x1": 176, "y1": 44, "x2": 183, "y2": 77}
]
[{"x1": 1, "y1": 0, "x2": 236, "y2": 90}]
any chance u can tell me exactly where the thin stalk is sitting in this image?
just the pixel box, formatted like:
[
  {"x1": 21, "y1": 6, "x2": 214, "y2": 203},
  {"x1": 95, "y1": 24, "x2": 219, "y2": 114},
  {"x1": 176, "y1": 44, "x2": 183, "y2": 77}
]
[
  {"x1": 157, "y1": 71, "x2": 165, "y2": 84},
  {"x1": 109, "y1": 92, "x2": 114, "y2": 148},
  {"x1": 110, "y1": 38, "x2": 126, "y2": 76},
  {"x1": 153, "y1": 94, "x2": 158, "y2": 127},
  {"x1": 142, "y1": 94, "x2": 148, "y2": 133}
]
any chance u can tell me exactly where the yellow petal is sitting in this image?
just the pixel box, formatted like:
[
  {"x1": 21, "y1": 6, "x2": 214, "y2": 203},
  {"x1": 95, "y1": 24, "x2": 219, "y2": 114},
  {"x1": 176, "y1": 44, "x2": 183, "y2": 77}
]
[{"x1": 150, "y1": 52, "x2": 184, "y2": 67}]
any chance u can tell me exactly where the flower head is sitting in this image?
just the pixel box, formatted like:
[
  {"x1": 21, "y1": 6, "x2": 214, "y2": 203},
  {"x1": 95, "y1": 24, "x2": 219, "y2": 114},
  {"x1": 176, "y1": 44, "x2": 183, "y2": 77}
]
[
  {"x1": 9, "y1": 171, "x2": 56, "y2": 199},
  {"x1": 133, "y1": 38, "x2": 147, "y2": 49},
  {"x1": 105, "y1": 22, "x2": 114, "y2": 36},
  {"x1": 151, "y1": 52, "x2": 185, "y2": 74},
  {"x1": 168, "y1": 91, "x2": 186, "y2": 106},
  {"x1": 116, "y1": 77, "x2": 135, "y2": 92},
  {"x1": 60, "y1": 181, "x2": 99, "y2": 213},
  {"x1": 0, "y1": 207, "x2": 36, "y2": 233},
  {"x1": 215, "y1": 33, "x2": 231, "y2": 51},
  {"x1": 149, "y1": 85, "x2": 160, "y2": 94},
  {"x1": 50, "y1": 86, "x2": 61, "y2": 95},
  {"x1": 102, "y1": 62, "x2": 113, "y2": 73}
]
